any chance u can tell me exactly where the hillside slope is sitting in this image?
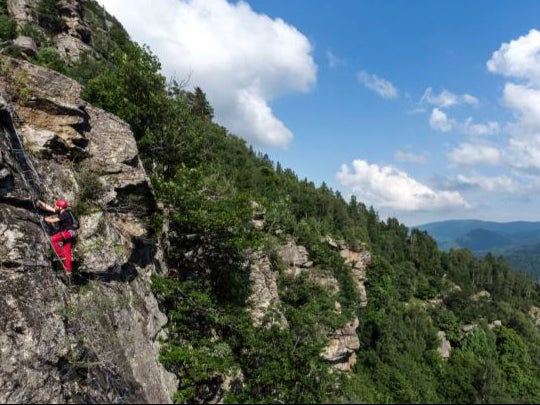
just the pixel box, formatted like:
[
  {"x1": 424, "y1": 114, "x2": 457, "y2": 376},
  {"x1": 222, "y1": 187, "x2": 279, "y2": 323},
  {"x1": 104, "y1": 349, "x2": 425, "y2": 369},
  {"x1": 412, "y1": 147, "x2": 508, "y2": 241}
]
[{"x1": 1, "y1": 1, "x2": 540, "y2": 404}]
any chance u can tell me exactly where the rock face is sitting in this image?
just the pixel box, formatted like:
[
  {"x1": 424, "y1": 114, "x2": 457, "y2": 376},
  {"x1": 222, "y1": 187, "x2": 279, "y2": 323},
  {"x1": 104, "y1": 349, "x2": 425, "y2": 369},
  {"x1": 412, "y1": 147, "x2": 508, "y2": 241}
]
[
  {"x1": 7, "y1": 0, "x2": 92, "y2": 62},
  {"x1": 0, "y1": 57, "x2": 177, "y2": 403},
  {"x1": 437, "y1": 331, "x2": 452, "y2": 359},
  {"x1": 320, "y1": 318, "x2": 361, "y2": 372},
  {"x1": 247, "y1": 250, "x2": 288, "y2": 329}
]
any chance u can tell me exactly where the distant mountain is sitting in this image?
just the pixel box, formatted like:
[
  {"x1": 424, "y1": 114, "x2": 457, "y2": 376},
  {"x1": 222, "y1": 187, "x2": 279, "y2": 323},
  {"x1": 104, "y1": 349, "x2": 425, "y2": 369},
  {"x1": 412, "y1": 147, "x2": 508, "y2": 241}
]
[
  {"x1": 456, "y1": 228, "x2": 514, "y2": 251},
  {"x1": 414, "y1": 219, "x2": 540, "y2": 280}
]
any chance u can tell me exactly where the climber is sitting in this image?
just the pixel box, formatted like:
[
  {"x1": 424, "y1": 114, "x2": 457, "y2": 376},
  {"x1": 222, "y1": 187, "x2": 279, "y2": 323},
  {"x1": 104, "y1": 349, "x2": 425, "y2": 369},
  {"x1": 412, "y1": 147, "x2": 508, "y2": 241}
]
[{"x1": 35, "y1": 198, "x2": 79, "y2": 275}]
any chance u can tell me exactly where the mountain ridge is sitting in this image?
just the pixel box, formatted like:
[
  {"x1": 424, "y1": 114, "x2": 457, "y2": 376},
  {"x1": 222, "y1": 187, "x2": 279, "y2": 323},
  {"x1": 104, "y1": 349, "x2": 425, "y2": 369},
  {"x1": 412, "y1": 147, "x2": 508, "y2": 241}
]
[{"x1": 414, "y1": 219, "x2": 540, "y2": 279}]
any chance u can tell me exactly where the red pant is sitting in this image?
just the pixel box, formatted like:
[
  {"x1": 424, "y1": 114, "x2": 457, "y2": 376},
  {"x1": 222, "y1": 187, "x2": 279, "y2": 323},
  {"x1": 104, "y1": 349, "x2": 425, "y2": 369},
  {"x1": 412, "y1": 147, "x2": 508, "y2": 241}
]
[{"x1": 51, "y1": 230, "x2": 76, "y2": 274}]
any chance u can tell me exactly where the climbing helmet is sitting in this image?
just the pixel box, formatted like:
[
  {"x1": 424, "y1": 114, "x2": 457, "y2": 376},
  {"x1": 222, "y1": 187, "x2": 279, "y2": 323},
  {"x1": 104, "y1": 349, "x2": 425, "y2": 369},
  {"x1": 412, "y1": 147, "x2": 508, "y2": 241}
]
[{"x1": 55, "y1": 199, "x2": 69, "y2": 210}]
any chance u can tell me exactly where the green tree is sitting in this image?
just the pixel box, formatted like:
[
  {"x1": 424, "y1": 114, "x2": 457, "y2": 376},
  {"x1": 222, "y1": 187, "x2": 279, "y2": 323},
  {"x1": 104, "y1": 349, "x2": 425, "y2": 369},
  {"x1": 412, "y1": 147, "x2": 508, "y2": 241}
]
[{"x1": 82, "y1": 42, "x2": 167, "y2": 141}]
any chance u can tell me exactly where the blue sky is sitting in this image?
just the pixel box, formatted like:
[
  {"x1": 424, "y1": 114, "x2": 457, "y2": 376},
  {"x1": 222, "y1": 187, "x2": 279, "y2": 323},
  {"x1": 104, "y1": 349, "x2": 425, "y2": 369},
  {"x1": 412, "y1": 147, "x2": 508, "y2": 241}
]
[{"x1": 96, "y1": 0, "x2": 540, "y2": 226}]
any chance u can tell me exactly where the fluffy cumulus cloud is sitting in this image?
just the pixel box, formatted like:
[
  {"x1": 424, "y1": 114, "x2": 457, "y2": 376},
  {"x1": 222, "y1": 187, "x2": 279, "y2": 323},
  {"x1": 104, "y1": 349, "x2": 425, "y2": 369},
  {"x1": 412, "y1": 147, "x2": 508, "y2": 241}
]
[
  {"x1": 487, "y1": 29, "x2": 540, "y2": 85},
  {"x1": 507, "y1": 135, "x2": 540, "y2": 172},
  {"x1": 448, "y1": 143, "x2": 502, "y2": 166},
  {"x1": 488, "y1": 29, "x2": 540, "y2": 172},
  {"x1": 336, "y1": 159, "x2": 469, "y2": 211},
  {"x1": 502, "y1": 83, "x2": 540, "y2": 132},
  {"x1": 422, "y1": 88, "x2": 497, "y2": 137},
  {"x1": 96, "y1": 0, "x2": 317, "y2": 148},
  {"x1": 429, "y1": 108, "x2": 453, "y2": 132},
  {"x1": 357, "y1": 70, "x2": 398, "y2": 99}
]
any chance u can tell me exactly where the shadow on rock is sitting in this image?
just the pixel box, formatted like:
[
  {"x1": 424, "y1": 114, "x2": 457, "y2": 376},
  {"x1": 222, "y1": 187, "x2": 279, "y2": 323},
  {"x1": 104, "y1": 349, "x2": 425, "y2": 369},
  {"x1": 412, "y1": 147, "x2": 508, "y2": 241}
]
[{"x1": 72, "y1": 262, "x2": 139, "y2": 286}]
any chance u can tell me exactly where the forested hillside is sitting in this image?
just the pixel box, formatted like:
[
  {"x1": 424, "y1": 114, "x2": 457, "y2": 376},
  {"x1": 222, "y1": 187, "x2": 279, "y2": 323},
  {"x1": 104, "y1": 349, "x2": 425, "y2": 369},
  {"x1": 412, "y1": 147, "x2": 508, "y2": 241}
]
[{"x1": 2, "y1": 1, "x2": 540, "y2": 403}]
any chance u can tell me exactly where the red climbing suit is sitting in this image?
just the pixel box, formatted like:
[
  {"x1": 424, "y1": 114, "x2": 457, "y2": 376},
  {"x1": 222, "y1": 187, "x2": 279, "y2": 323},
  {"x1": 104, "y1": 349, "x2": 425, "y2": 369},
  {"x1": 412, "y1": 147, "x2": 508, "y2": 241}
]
[
  {"x1": 50, "y1": 200, "x2": 78, "y2": 274},
  {"x1": 51, "y1": 230, "x2": 77, "y2": 274}
]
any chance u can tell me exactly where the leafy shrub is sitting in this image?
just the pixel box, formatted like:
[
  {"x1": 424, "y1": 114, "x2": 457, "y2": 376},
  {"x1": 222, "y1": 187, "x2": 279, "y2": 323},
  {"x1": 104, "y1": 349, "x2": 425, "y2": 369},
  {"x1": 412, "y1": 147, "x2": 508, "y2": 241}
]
[
  {"x1": 76, "y1": 169, "x2": 103, "y2": 203},
  {"x1": 0, "y1": 15, "x2": 16, "y2": 40},
  {"x1": 33, "y1": 46, "x2": 66, "y2": 74}
]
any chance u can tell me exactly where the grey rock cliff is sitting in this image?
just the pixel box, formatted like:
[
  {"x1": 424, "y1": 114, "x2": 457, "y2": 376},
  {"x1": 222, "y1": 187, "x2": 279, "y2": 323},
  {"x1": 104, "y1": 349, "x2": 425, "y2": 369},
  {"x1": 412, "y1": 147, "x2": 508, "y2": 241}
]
[
  {"x1": 0, "y1": 56, "x2": 177, "y2": 403},
  {"x1": 7, "y1": 0, "x2": 92, "y2": 62}
]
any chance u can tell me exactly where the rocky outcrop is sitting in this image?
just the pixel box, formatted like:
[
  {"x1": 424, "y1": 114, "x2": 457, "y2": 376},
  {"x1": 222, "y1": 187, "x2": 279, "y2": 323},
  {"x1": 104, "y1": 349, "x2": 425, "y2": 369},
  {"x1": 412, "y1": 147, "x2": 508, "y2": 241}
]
[
  {"x1": 247, "y1": 250, "x2": 288, "y2": 329},
  {"x1": 248, "y1": 237, "x2": 369, "y2": 372},
  {"x1": 437, "y1": 331, "x2": 451, "y2": 359},
  {"x1": 0, "y1": 56, "x2": 177, "y2": 403},
  {"x1": 6, "y1": 0, "x2": 34, "y2": 24},
  {"x1": 320, "y1": 317, "x2": 361, "y2": 372},
  {"x1": 53, "y1": 0, "x2": 92, "y2": 61},
  {"x1": 278, "y1": 240, "x2": 312, "y2": 276},
  {"x1": 7, "y1": 0, "x2": 92, "y2": 63},
  {"x1": 529, "y1": 306, "x2": 540, "y2": 327},
  {"x1": 471, "y1": 290, "x2": 491, "y2": 301},
  {"x1": 340, "y1": 245, "x2": 370, "y2": 308}
]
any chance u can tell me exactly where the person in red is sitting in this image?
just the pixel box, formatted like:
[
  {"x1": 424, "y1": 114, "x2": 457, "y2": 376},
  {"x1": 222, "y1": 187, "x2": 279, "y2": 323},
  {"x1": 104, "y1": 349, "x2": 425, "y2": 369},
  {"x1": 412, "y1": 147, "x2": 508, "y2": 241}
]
[{"x1": 36, "y1": 198, "x2": 79, "y2": 275}]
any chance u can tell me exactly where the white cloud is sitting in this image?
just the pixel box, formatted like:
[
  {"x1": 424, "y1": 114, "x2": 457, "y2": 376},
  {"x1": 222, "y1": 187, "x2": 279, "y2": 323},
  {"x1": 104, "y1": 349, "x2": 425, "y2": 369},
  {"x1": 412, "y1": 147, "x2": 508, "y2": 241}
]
[
  {"x1": 430, "y1": 111, "x2": 499, "y2": 137},
  {"x1": 394, "y1": 150, "x2": 428, "y2": 164},
  {"x1": 448, "y1": 143, "x2": 502, "y2": 166},
  {"x1": 336, "y1": 159, "x2": 469, "y2": 211},
  {"x1": 357, "y1": 70, "x2": 398, "y2": 99},
  {"x1": 96, "y1": 0, "x2": 317, "y2": 148},
  {"x1": 455, "y1": 174, "x2": 519, "y2": 193},
  {"x1": 421, "y1": 87, "x2": 478, "y2": 109},
  {"x1": 487, "y1": 29, "x2": 540, "y2": 86},
  {"x1": 429, "y1": 108, "x2": 453, "y2": 132},
  {"x1": 502, "y1": 83, "x2": 540, "y2": 132},
  {"x1": 421, "y1": 89, "x2": 486, "y2": 137},
  {"x1": 235, "y1": 89, "x2": 293, "y2": 146},
  {"x1": 507, "y1": 135, "x2": 540, "y2": 172},
  {"x1": 462, "y1": 94, "x2": 479, "y2": 105},
  {"x1": 487, "y1": 29, "x2": 540, "y2": 173},
  {"x1": 463, "y1": 118, "x2": 499, "y2": 136}
]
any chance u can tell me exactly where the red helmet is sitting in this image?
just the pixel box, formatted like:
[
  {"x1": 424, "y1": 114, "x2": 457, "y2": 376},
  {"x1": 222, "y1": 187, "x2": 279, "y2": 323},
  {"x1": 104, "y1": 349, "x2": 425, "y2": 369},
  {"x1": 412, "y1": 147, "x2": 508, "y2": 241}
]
[{"x1": 55, "y1": 199, "x2": 69, "y2": 209}]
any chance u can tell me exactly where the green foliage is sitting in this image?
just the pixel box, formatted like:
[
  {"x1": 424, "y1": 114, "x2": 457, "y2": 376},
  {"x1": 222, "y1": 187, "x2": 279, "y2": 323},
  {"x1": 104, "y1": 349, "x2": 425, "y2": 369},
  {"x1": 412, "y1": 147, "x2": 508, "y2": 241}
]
[
  {"x1": 35, "y1": 0, "x2": 63, "y2": 33},
  {"x1": 154, "y1": 165, "x2": 257, "y2": 306},
  {"x1": 82, "y1": 43, "x2": 167, "y2": 140},
  {"x1": 225, "y1": 311, "x2": 341, "y2": 404},
  {"x1": 33, "y1": 46, "x2": 66, "y2": 73},
  {"x1": 67, "y1": 51, "x2": 110, "y2": 85},
  {"x1": 152, "y1": 277, "x2": 238, "y2": 403},
  {"x1": 0, "y1": 15, "x2": 16, "y2": 40},
  {"x1": 264, "y1": 197, "x2": 297, "y2": 235},
  {"x1": 83, "y1": 0, "x2": 130, "y2": 56},
  {"x1": 462, "y1": 327, "x2": 497, "y2": 359},
  {"x1": 430, "y1": 307, "x2": 461, "y2": 344},
  {"x1": 76, "y1": 168, "x2": 103, "y2": 203},
  {"x1": 496, "y1": 327, "x2": 538, "y2": 400},
  {"x1": 187, "y1": 86, "x2": 214, "y2": 120}
]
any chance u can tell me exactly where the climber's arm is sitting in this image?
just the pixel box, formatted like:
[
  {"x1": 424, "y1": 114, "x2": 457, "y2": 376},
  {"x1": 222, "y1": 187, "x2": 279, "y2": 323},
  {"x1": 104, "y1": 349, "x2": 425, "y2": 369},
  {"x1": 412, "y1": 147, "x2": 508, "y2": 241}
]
[{"x1": 36, "y1": 200, "x2": 56, "y2": 213}]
